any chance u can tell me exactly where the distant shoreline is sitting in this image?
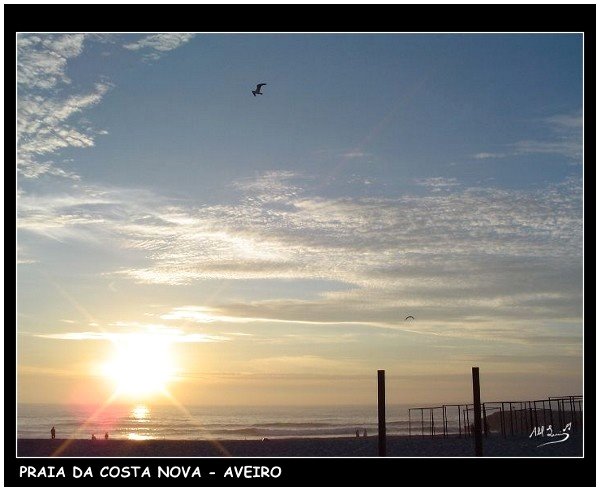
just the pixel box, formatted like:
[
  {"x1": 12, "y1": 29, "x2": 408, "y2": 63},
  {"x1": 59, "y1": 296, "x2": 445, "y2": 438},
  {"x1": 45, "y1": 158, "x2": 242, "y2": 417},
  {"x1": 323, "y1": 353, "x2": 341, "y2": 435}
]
[{"x1": 17, "y1": 434, "x2": 582, "y2": 457}]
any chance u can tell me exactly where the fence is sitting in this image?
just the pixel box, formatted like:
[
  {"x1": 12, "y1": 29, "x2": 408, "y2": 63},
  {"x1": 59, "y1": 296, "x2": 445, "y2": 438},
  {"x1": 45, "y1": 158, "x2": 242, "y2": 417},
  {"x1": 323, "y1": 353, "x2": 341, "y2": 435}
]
[{"x1": 408, "y1": 395, "x2": 582, "y2": 438}]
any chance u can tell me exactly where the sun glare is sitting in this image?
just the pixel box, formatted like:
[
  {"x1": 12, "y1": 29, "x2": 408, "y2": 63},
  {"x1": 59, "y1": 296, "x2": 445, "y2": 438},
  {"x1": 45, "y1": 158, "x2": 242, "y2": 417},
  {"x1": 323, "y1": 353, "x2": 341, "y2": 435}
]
[
  {"x1": 102, "y1": 335, "x2": 175, "y2": 399},
  {"x1": 132, "y1": 404, "x2": 150, "y2": 420}
]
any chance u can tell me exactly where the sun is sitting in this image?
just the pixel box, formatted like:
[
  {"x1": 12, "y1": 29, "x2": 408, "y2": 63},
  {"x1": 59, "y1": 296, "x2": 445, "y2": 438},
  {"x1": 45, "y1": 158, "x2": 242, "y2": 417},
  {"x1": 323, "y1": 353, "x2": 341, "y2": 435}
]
[{"x1": 102, "y1": 334, "x2": 176, "y2": 399}]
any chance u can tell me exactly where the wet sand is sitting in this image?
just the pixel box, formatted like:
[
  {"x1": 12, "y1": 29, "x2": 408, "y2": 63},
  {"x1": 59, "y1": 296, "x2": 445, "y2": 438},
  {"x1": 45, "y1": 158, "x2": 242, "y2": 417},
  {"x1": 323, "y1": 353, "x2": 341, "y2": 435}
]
[{"x1": 17, "y1": 433, "x2": 583, "y2": 457}]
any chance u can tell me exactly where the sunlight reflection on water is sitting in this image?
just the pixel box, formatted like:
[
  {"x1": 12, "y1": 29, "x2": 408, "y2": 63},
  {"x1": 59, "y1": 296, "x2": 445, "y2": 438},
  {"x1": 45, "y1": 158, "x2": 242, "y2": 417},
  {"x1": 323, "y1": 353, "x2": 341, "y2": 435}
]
[
  {"x1": 127, "y1": 432, "x2": 151, "y2": 440},
  {"x1": 131, "y1": 404, "x2": 150, "y2": 421}
]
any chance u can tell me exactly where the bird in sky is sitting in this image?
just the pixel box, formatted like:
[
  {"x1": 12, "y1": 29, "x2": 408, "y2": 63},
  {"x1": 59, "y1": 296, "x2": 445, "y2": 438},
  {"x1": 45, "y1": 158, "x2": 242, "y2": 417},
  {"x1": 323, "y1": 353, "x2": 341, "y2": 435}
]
[
  {"x1": 252, "y1": 83, "x2": 267, "y2": 96},
  {"x1": 405, "y1": 315, "x2": 415, "y2": 321}
]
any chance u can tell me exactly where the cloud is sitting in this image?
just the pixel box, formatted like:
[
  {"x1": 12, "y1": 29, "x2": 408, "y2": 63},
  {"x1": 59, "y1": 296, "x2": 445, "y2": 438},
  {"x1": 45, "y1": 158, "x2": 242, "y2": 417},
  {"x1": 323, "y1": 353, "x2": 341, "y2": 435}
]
[
  {"x1": 17, "y1": 245, "x2": 38, "y2": 264},
  {"x1": 17, "y1": 34, "x2": 86, "y2": 90},
  {"x1": 35, "y1": 332, "x2": 107, "y2": 341},
  {"x1": 18, "y1": 365, "x2": 83, "y2": 378},
  {"x1": 161, "y1": 306, "x2": 243, "y2": 324},
  {"x1": 474, "y1": 110, "x2": 582, "y2": 163},
  {"x1": 414, "y1": 177, "x2": 460, "y2": 192},
  {"x1": 17, "y1": 184, "x2": 132, "y2": 241},
  {"x1": 232, "y1": 170, "x2": 301, "y2": 204},
  {"x1": 158, "y1": 305, "x2": 425, "y2": 335},
  {"x1": 30, "y1": 318, "x2": 233, "y2": 349},
  {"x1": 18, "y1": 82, "x2": 111, "y2": 159},
  {"x1": 247, "y1": 355, "x2": 362, "y2": 374},
  {"x1": 17, "y1": 34, "x2": 197, "y2": 179},
  {"x1": 543, "y1": 112, "x2": 583, "y2": 130},
  {"x1": 513, "y1": 139, "x2": 582, "y2": 160},
  {"x1": 17, "y1": 159, "x2": 82, "y2": 180},
  {"x1": 17, "y1": 34, "x2": 112, "y2": 179},
  {"x1": 341, "y1": 151, "x2": 370, "y2": 159},
  {"x1": 155, "y1": 290, "x2": 581, "y2": 345},
  {"x1": 473, "y1": 152, "x2": 506, "y2": 160},
  {"x1": 34, "y1": 328, "x2": 229, "y2": 344},
  {"x1": 123, "y1": 33, "x2": 195, "y2": 60},
  {"x1": 18, "y1": 173, "x2": 582, "y2": 342}
]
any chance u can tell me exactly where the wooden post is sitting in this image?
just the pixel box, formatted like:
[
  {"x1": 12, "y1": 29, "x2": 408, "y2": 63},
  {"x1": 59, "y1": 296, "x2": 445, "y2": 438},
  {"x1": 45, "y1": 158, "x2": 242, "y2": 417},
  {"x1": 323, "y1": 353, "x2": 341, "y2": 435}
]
[
  {"x1": 377, "y1": 369, "x2": 386, "y2": 456},
  {"x1": 482, "y1": 403, "x2": 488, "y2": 436},
  {"x1": 377, "y1": 370, "x2": 386, "y2": 457},
  {"x1": 472, "y1": 367, "x2": 483, "y2": 456}
]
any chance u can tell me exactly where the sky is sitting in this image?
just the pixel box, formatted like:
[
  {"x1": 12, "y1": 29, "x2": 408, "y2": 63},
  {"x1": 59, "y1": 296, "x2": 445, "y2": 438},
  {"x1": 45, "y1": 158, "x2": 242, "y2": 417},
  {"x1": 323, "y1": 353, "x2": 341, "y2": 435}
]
[{"x1": 17, "y1": 33, "x2": 583, "y2": 407}]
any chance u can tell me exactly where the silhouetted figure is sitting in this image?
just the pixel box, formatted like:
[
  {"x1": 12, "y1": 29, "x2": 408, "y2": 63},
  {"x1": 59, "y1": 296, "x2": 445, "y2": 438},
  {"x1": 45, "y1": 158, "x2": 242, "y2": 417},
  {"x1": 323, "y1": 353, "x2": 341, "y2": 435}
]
[
  {"x1": 252, "y1": 83, "x2": 267, "y2": 96},
  {"x1": 355, "y1": 429, "x2": 360, "y2": 438},
  {"x1": 105, "y1": 432, "x2": 109, "y2": 440},
  {"x1": 91, "y1": 434, "x2": 97, "y2": 440},
  {"x1": 50, "y1": 426, "x2": 55, "y2": 440},
  {"x1": 363, "y1": 428, "x2": 367, "y2": 438}
]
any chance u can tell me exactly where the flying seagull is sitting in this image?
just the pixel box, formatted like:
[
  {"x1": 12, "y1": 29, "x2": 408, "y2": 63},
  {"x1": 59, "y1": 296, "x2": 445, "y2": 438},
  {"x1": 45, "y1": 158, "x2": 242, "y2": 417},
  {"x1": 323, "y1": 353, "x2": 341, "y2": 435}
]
[
  {"x1": 252, "y1": 83, "x2": 267, "y2": 96},
  {"x1": 405, "y1": 315, "x2": 415, "y2": 321}
]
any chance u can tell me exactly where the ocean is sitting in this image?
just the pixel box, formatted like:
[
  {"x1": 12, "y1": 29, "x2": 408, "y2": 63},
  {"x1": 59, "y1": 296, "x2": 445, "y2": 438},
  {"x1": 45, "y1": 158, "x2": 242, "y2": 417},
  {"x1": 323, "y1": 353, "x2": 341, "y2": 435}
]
[{"x1": 16, "y1": 403, "x2": 460, "y2": 441}]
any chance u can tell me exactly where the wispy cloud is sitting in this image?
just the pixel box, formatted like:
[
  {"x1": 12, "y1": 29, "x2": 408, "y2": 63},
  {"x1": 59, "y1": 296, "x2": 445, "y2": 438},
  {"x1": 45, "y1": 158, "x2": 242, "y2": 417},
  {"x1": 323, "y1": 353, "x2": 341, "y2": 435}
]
[
  {"x1": 17, "y1": 34, "x2": 86, "y2": 90},
  {"x1": 473, "y1": 152, "x2": 506, "y2": 160},
  {"x1": 18, "y1": 172, "x2": 582, "y2": 342},
  {"x1": 34, "y1": 327, "x2": 229, "y2": 344},
  {"x1": 232, "y1": 170, "x2": 301, "y2": 204},
  {"x1": 341, "y1": 151, "x2": 370, "y2": 159},
  {"x1": 17, "y1": 34, "x2": 111, "y2": 179},
  {"x1": 158, "y1": 305, "x2": 424, "y2": 333},
  {"x1": 414, "y1": 177, "x2": 460, "y2": 192},
  {"x1": 473, "y1": 110, "x2": 582, "y2": 163},
  {"x1": 513, "y1": 139, "x2": 582, "y2": 159},
  {"x1": 514, "y1": 112, "x2": 582, "y2": 161},
  {"x1": 248, "y1": 355, "x2": 362, "y2": 374},
  {"x1": 17, "y1": 33, "x2": 196, "y2": 180},
  {"x1": 30, "y1": 318, "x2": 233, "y2": 347},
  {"x1": 18, "y1": 82, "x2": 112, "y2": 178},
  {"x1": 123, "y1": 33, "x2": 195, "y2": 60},
  {"x1": 17, "y1": 245, "x2": 38, "y2": 264}
]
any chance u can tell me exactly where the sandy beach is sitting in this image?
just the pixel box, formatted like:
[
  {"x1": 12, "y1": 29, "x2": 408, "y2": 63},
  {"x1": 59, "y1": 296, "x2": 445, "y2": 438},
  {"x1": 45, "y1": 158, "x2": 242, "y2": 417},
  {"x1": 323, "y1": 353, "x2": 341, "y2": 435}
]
[{"x1": 18, "y1": 434, "x2": 582, "y2": 457}]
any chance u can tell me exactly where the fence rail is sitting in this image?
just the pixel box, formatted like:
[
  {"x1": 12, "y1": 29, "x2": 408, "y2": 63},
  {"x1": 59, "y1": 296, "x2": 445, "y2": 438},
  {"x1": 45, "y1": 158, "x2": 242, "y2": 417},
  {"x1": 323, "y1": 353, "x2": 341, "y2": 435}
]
[{"x1": 407, "y1": 395, "x2": 582, "y2": 438}]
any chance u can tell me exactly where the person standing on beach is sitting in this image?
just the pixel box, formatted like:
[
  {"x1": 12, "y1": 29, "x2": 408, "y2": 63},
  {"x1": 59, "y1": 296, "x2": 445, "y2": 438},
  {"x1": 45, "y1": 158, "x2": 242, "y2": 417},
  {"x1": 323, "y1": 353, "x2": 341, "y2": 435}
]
[
  {"x1": 105, "y1": 432, "x2": 109, "y2": 440},
  {"x1": 51, "y1": 426, "x2": 55, "y2": 439}
]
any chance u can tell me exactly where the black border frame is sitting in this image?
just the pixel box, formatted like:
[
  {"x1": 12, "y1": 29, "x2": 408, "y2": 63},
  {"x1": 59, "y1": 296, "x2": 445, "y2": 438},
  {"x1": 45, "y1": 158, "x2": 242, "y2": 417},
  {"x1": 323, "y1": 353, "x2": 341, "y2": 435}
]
[{"x1": 5, "y1": 3, "x2": 596, "y2": 487}]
